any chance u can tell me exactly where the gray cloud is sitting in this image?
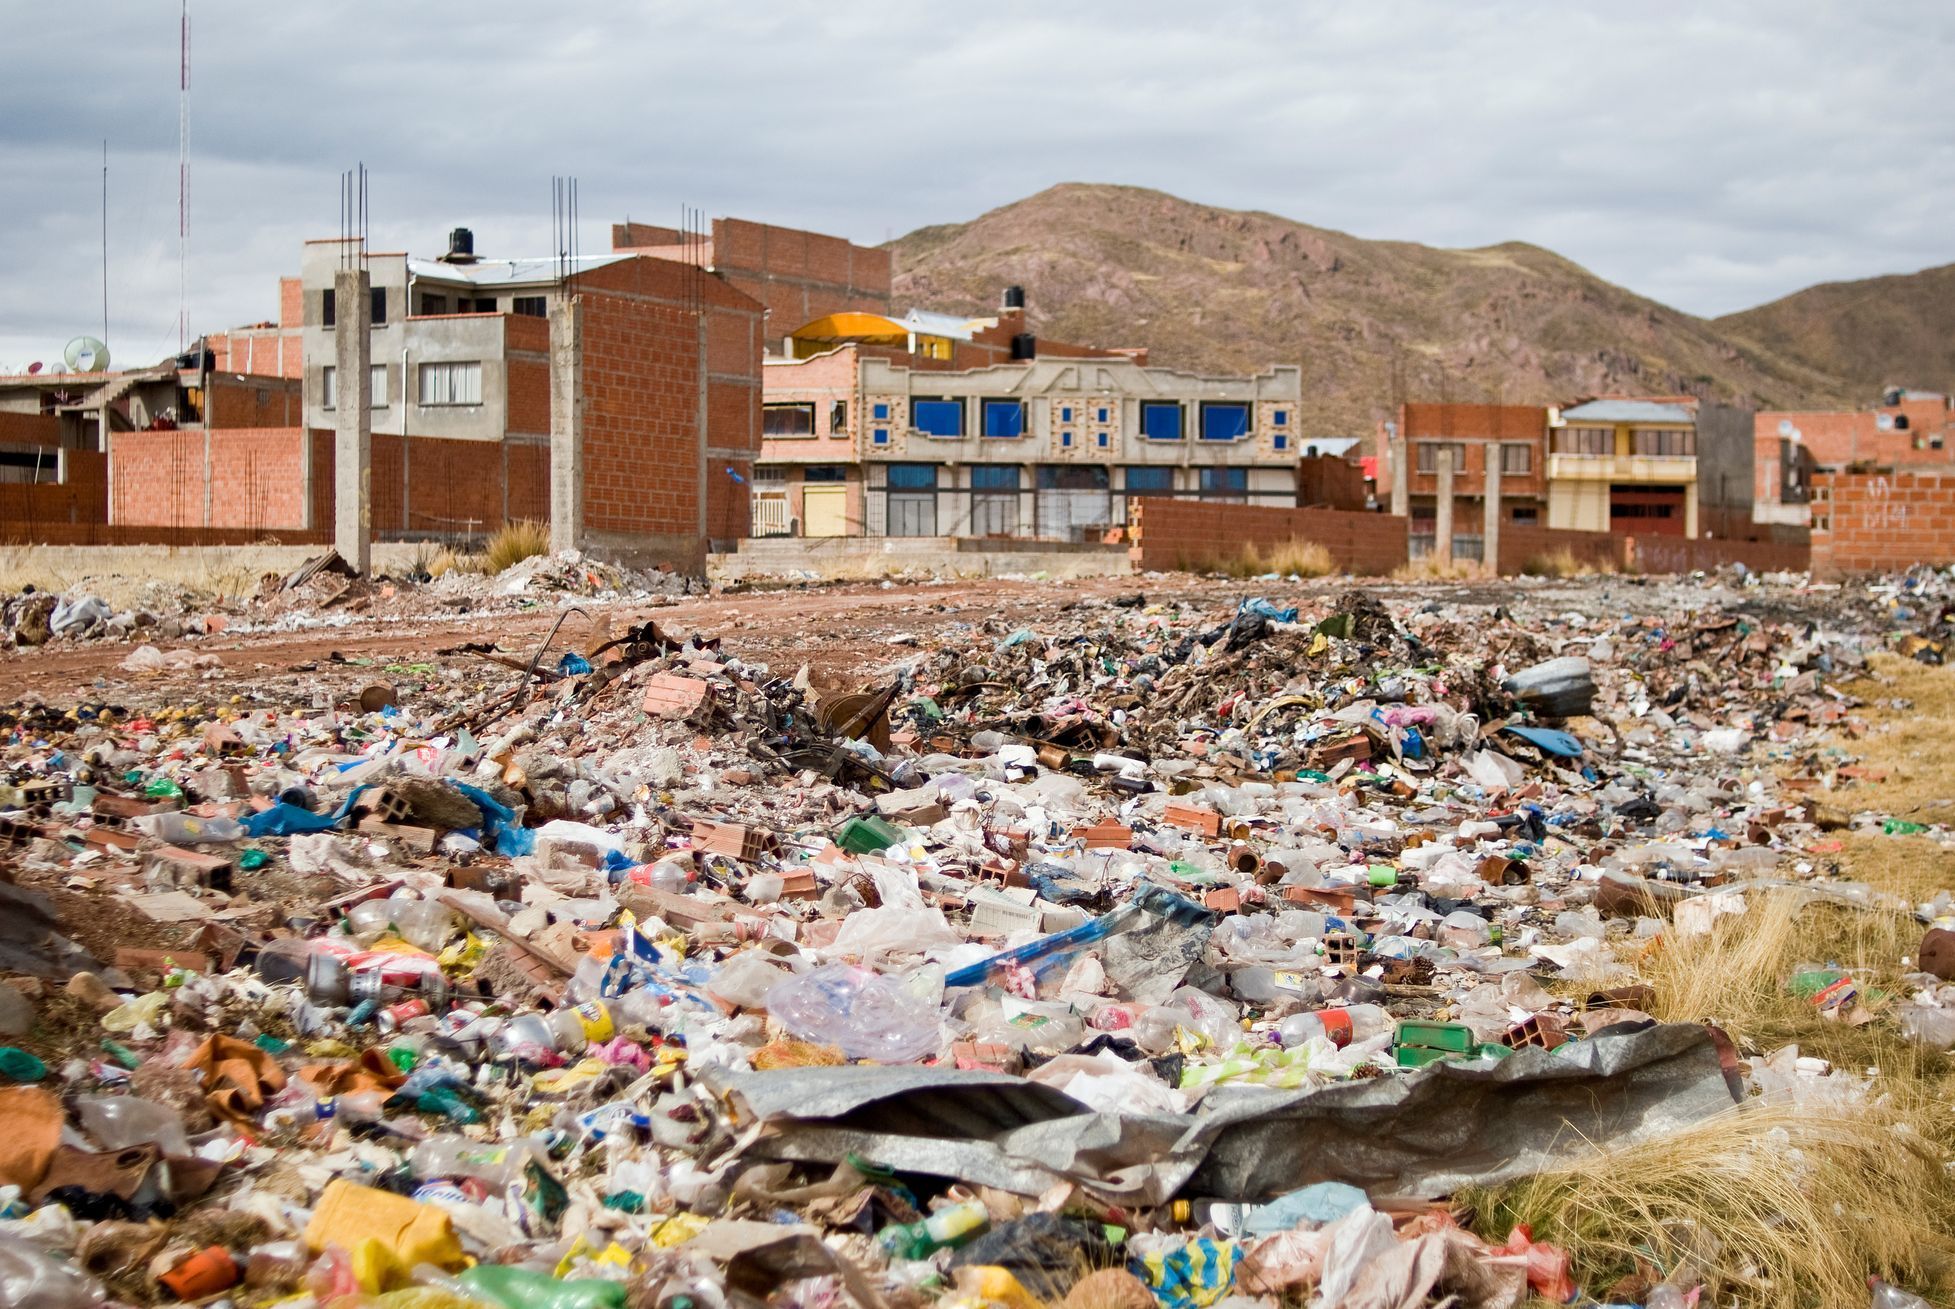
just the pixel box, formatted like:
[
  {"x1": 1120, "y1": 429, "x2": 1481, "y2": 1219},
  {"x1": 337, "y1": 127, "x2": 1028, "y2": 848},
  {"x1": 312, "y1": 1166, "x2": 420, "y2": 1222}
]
[{"x1": 1, "y1": 0, "x2": 1949, "y2": 369}]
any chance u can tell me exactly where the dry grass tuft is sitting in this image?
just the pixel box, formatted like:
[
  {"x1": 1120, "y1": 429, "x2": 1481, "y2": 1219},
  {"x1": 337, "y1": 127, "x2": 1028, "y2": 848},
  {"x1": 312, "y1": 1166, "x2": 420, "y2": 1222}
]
[
  {"x1": 1462, "y1": 1099, "x2": 1955, "y2": 1305},
  {"x1": 1521, "y1": 546, "x2": 1618, "y2": 577},
  {"x1": 1215, "y1": 537, "x2": 1336, "y2": 579},
  {"x1": 1391, "y1": 554, "x2": 1489, "y2": 581},
  {"x1": 1835, "y1": 652, "x2": 1955, "y2": 825},
  {"x1": 482, "y1": 519, "x2": 549, "y2": 573}
]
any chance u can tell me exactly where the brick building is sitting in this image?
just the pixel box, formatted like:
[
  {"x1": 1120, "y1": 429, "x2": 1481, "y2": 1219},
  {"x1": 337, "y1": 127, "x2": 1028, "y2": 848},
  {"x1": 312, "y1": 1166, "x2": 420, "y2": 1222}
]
[
  {"x1": 1547, "y1": 398, "x2": 1701, "y2": 538},
  {"x1": 1753, "y1": 391, "x2": 1953, "y2": 530},
  {"x1": 1377, "y1": 403, "x2": 1548, "y2": 558}
]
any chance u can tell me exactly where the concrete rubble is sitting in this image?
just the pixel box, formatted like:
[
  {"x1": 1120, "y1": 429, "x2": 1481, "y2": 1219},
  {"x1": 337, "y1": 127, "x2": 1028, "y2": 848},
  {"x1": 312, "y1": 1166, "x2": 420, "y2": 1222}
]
[{"x1": 0, "y1": 563, "x2": 1952, "y2": 1307}]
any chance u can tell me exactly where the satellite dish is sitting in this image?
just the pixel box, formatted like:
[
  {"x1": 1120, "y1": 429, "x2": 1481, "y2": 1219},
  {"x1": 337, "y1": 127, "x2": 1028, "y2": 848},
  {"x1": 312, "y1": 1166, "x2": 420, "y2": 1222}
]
[
  {"x1": 1776, "y1": 419, "x2": 1793, "y2": 437},
  {"x1": 26, "y1": 361, "x2": 43, "y2": 375},
  {"x1": 63, "y1": 336, "x2": 110, "y2": 373}
]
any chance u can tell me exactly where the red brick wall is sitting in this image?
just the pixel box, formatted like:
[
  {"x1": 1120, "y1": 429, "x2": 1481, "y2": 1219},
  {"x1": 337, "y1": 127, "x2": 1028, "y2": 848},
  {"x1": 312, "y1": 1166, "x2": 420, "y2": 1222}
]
[
  {"x1": 280, "y1": 278, "x2": 303, "y2": 328},
  {"x1": 111, "y1": 428, "x2": 310, "y2": 530},
  {"x1": 205, "y1": 374, "x2": 302, "y2": 428},
  {"x1": 1296, "y1": 455, "x2": 1369, "y2": 510},
  {"x1": 1629, "y1": 534, "x2": 1809, "y2": 574},
  {"x1": 1811, "y1": 471, "x2": 1955, "y2": 577},
  {"x1": 206, "y1": 328, "x2": 303, "y2": 379},
  {"x1": 577, "y1": 287, "x2": 704, "y2": 542},
  {"x1": 503, "y1": 313, "x2": 551, "y2": 354},
  {"x1": 0, "y1": 449, "x2": 106, "y2": 531},
  {"x1": 1497, "y1": 524, "x2": 1624, "y2": 572},
  {"x1": 761, "y1": 347, "x2": 860, "y2": 465},
  {"x1": 0, "y1": 411, "x2": 61, "y2": 446},
  {"x1": 309, "y1": 432, "x2": 551, "y2": 537},
  {"x1": 507, "y1": 358, "x2": 551, "y2": 439},
  {"x1": 1129, "y1": 498, "x2": 1407, "y2": 575}
]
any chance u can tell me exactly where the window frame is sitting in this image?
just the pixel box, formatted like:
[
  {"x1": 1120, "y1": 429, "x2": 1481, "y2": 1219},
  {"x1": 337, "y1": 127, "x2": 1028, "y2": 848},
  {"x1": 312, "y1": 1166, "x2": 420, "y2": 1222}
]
[
  {"x1": 1415, "y1": 441, "x2": 1466, "y2": 474},
  {"x1": 512, "y1": 295, "x2": 548, "y2": 319},
  {"x1": 980, "y1": 398, "x2": 1027, "y2": 439},
  {"x1": 762, "y1": 402, "x2": 817, "y2": 439},
  {"x1": 1124, "y1": 466, "x2": 1176, "y2": 494},
  {"x1": 1140, "y1": 401, "x2": 1184, "y2": 442},
  {"x1": 1199, "y1": 401, "x2": 1251, "y2": 442},
  {"x1": 1500, "y1": 442, "x2": 1532, "y2": 475},
  {"x1": 417, "y1": 360, "x2": 483, "y2": 408},
  {"x1": 322, "y1": 363, "x2": 388, "y2": 410},
  {"x1": 911, "y1": 397, "x2": 965, "y2": 439}
]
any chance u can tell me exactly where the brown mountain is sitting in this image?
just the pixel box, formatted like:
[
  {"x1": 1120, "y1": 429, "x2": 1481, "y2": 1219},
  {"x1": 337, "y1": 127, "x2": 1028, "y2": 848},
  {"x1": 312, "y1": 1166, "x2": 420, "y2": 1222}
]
[
  {"x1": 1714, "y1": 262, "x2": 1955, "y2": 403},
  {"x1": 886, "y1": 183, "x2": 1877, "y2": 437}
]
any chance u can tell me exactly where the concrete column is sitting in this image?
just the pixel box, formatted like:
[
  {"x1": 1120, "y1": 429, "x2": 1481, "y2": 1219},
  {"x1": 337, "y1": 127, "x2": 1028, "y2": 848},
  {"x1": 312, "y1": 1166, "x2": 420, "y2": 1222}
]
[
  {"x1": 1389, "y1": 428, "x2": 1409, "y2": 517},
  {"x1": 549, "y1": 297, "x2": 584, "y2": 554},
  {"x1": 1435, "y1": 456, "x2": 1455, "y2": 566},
  {"x1": 1483, "y1": 454, "x2": 1503, "y2": 573},
  {"x1": 333, "y1": 268, "x2": 372, "y2": 574}
]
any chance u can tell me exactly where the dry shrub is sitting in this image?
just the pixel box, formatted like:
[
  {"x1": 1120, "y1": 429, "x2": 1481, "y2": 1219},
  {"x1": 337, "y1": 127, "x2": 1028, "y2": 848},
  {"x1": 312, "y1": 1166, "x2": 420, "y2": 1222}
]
[
  {"x1": 1463, "y1": 1099, "x2": 1955, "y2": 1305},
  {"x1": 483, "y1": 519, "x2": 549, "y2": 573},
  {"x1": 1215, "y1": 537, "x2": 1336, "y2": 579}
]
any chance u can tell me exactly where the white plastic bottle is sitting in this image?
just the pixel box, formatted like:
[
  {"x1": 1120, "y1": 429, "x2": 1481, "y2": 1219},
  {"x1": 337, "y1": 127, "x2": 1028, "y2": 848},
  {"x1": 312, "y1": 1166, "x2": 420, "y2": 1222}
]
[{"x1": 1277, "y1": 1004, "x2": 1391, "y2": 1050}]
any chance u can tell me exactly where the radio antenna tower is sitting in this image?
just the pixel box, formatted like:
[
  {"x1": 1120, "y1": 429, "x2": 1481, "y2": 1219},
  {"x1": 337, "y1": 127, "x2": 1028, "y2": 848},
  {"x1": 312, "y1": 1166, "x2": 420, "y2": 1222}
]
[{"x1": 178, "y1": 0, "x2": 191, "y2": 350}]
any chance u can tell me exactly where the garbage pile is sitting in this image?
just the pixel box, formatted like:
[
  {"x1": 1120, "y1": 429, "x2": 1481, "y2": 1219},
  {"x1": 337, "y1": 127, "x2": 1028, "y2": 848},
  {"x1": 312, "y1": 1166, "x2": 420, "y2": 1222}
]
[{"x1": 0, "y1": 582, "x2": 1943, "y2": 1307}]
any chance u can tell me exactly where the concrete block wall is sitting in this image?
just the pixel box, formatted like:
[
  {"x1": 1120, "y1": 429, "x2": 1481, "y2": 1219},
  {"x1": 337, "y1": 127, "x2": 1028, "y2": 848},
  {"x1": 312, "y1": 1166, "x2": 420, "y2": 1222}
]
[{"x1": 111, "y1": 428, "x2": 310, "y2": 530}]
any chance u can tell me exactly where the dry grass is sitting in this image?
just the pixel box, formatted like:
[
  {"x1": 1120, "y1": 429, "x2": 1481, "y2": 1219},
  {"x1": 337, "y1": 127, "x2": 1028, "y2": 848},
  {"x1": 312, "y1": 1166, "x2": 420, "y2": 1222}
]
[
  {"x1": 1834, "y1": 652, "x2": 1955, "y2": 825},
  {"x1": 1390, "y1": 554, "x2": 1489, "y2": 581},
  {"x1": 1520, "y1": 546, "x2": 1618, "y2": 577},
  {"x1": 1214, "y1": 537, "x2": 1336, "y2": 579},
  {"x1": 482, "y1": 519, "x2": 549, "y2": 573},
  {"x1": 1462, "y1": 1100, "x2": 1955, "y2": 1306}
]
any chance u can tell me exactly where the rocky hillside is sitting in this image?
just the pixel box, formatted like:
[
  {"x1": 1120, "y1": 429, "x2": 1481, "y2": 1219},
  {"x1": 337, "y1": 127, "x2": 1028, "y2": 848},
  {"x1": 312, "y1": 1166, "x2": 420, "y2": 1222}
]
[
  {"x1": 1715, "y1": 262, "x2": 1955, "y2": 404},
  {"x1": 887, "y1": 184, "x2": 1894, "y2": 437}
]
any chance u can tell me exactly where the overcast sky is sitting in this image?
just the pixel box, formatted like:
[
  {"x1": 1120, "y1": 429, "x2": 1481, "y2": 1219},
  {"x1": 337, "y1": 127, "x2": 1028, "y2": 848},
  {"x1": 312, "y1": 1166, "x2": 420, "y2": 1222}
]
[{"x1": 2, "y1": 2, "x2": 1950, "y2": 371}]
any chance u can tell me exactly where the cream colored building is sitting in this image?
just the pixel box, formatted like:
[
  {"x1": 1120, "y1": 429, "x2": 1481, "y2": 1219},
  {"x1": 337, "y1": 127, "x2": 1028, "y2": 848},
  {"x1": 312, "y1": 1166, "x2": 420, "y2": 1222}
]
[{"x1": 1547, "y1": 399, "x2": 1700, "y2": 538}]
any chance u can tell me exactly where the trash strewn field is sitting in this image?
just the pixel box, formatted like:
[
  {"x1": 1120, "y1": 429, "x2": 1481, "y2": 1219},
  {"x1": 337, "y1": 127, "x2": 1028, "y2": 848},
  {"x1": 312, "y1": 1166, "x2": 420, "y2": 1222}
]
[{"x1": 2, "y1": 557, "x2": 1954, "y2": 1308}]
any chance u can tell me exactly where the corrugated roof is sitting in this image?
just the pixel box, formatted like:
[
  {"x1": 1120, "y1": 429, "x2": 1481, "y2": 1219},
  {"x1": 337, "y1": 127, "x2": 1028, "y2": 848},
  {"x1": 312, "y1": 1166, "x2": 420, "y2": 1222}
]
[
  {"x1": 405, "y1": 253, "x2": 628, "y2": 287},
  {"x1": 1561, "y1": 400, "x2": 1695, "y2": 424}
]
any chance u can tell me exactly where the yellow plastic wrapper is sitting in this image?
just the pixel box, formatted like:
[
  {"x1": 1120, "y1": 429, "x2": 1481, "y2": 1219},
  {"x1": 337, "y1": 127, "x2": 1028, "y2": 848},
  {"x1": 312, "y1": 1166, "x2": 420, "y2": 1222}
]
[
  {"x1": 100, "y1": 991, "x2": 169, "y2": 1033},
  {"x1": 648, "y1": 1212, "x2": 712, "y2": 1248}
]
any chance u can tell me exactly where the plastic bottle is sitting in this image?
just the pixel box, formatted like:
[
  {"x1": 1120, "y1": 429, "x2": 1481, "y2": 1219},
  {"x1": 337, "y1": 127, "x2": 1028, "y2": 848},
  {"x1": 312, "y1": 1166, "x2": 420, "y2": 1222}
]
[
  {"x1": 1277, "y1": 1004, "x2": 1391, "y2": 1050},
  {"x1": 878, "y1": 1199, "x2": 990, "y2": 1259},
  {"x1": 647, "y1": 858, "x2": 696, "y2": 895},
  {"x1": 456, "y1": 1264, "x2": 627, "y2": 1309},
  {"x1": 0, "y1": 1232, "x2": 106, "y2": 1308},
  {"x1": 135, "y1": 812, "x2": 244, "y2": 844},
  {"x1": 1870, "y1": 1279, "x2": 1933, "y2": 1309},
  {"x1": 1644, "y1": 1285, "x2": 1686, "y2": 1309},
  {"x1": 411, "y1": 1135, "x2": 551, "y2": 1187}
]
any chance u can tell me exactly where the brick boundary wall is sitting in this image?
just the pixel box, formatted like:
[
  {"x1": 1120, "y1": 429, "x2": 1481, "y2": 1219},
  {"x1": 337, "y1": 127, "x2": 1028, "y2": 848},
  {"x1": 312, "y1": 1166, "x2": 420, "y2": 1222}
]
[{"x1": 1811, "y1": 470, "x2": 1955, "y2": 577}]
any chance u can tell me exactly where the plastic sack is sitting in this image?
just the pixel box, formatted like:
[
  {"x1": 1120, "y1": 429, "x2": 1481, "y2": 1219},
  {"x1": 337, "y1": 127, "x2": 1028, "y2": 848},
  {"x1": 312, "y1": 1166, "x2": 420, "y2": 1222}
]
[
  {"x1": 0, "y1": 1232, "x2": 106, "y2": 1308},
  {"x1": 48, "y1": 597, "x2": 111, "y2": 638},
  {"x1": 764, "y1": 964, "x2": 942, "y2": 1062}
]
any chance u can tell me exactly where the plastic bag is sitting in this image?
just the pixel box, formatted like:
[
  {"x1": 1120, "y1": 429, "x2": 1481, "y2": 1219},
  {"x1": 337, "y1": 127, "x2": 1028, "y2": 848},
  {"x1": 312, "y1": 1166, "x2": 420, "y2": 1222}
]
[{"x1": 764, "y1": 964, "x2": 942, "y2": 1062}]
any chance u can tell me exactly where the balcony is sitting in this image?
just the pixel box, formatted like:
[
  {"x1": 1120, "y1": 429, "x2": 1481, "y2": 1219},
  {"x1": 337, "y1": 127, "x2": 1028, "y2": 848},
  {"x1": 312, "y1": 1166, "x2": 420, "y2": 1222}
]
[{"x1": 1547, "y1": 452, "x2": 1697, "y2": 483}]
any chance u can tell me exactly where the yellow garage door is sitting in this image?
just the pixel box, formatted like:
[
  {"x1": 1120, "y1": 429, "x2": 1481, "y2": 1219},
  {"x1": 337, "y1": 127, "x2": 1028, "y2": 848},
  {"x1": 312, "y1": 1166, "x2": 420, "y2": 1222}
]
[{"x1": 802, "y1": 485, "x2": 848, "y2": 537}]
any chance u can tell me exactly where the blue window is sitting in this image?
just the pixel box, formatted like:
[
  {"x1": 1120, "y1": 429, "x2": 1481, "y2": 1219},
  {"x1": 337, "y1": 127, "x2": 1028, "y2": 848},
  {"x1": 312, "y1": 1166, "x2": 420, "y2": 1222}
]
[
  {"x1": 888, "y1": 463, "x2": 938, "y2": 490},
  {"x1": 872, "y1": 402, "x2": 890, "y2": 420},
  {"x1": 1097, "y1": 431, "x2": 1109, "y2": 448},
  {"x1": 1097, "y1": 407, "x2": 1109, "y2": 423},
  {"x1": 872, "y1": 428, "x2": 889, "y2": 446},
  {"x1": 1200, "y1": 467, "x2": 1248, "y2": 495},
  {"x1": 981, "y1": 399, "x2": 1025, "y2": 438},
  {"x1": 1125, "y1": 466, "x2": 1175, "y2": 494},
  {"x1": 1273, "y1": 433, "x2": 1288, "y2": 452},
  {"x1": 1272, "y1": 409, "x2": 1289, "y2": 427},
  {"x1": 804, "y1": 465, "x2": 847, "y2": 483},
  {"x1": 971, "y1": 465, "x2": 1019, "y2": 490},
  {"x1": 1061, "y1": 430, "x2": 1073, "y2": 448},
  {"x1": 912, "y1": 399, "x2": 963, "y2": 437},
  {"x1": 1141, "y1": 402, "x2": 1183, "y2": 442},
  {"x1": 1061, "y1": 406, "x2": 1074, "y2": 423},
  {"x1": 1201, "y1": 402, "x2": 1250, "y2": 442}
]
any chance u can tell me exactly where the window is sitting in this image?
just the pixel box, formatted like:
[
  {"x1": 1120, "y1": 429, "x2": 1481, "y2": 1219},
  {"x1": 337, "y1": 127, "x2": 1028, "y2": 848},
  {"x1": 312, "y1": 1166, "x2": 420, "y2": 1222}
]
[
  {"x1": 1500, "y1": 443, "x2": 1532, "y2": 474},
  {"x1": 981, "y1": 399, "x2": 1026, "y2": 438},
  {"x1": 1061, "y1": 430, "x2": 1073, "y2": 448},
  {"x1": 1555, "y1": 426, "x2": 1613, "y2": 456},
  {"x1": 1141, "y1": 402, "x2": 1183, "y2": 441},
  {"x1": 1199, "y1": 466, "x2": 1248, "y2": 499},
  {"x1": 829, "y1": 400, "x2": 847, "y2": 434},
  {"x1": 321, "y1": 289, "x2": 335, "y2": 327},
  {"x1": 1061, "y1": 406, "x2": 1074, "y2": 423},
  {"x1": 1125, "y1": 466, "x2": 1176, "y2": 494},
  {"x1": 872, "y1": 401, "x2": 890, "y2": 421},
  {"x1": 888, "y1": 463, "x2": 938, "y2": 490},
  {"x1": 1631, "y1": 428, "x2": 1694, "y2": 457},
  {"x1": 872, "y1": 428, "x2": 889, "y2": 446},
  {"x1": 1415, "y1": 442, "x2": 1466, "y2": 473},
  {"x1": 1511, "y1": 506, "x2": 1539, "y2": 524},
  {"x1": 1096, "y1": 432, "x2": 1108, "y2": 448},
  {"x1": 1096, "y1": 407, "x2": 1109, "y2": 423},
  {"x1": 763, "y1": 403, "x2": 816, "y2": 437},
  {"x1": 419, "y1": 292, "x2": 449, "y2": 316},
  {"x1": 370, "y1": 287, "x2": 387, "y2": 326},
  {"x1": 1200, "y1": 402, "x2": 1250, "y2": 442},
  {"x1": 418, "y1": 361, "x2": 482, "y2": 406},
  {"x1": 804, "y1": 465, "x2": 847, "y2": 483},
  {"x1": 461, "y1": 297, "x2": 497, "y2": 314},
  {"x1": 1272, "y1": 409, "x2": 1289, "y2": 427},
  {"x1": 971, "y1": 465, "x2": 1020, "y2": 491},
  {"x1": 1273, "y1": 433, "x2": 1288, "y2": 452},
  {"x1": 512, "y1": 295, "x2": 547, "y2": 318},
  {"x1": 912, "y1": 398, "x2": 964, "y2": 438},
  {"x1": 321, "y1": 364, "x2": 388, "y2": 410},
  {"x1": 887, "y1": 463, "x2": 939, "y2": 537}
]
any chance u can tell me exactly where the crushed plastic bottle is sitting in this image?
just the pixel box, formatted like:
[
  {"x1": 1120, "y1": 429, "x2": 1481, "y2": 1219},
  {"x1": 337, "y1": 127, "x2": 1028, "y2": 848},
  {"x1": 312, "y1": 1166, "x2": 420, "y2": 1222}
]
[
  {"x1": 764, "y1": 963, "x2": 942, "y2": 1062},
  {"x1": 1870, "y1": 1278, "x2": 1933, "y2": 1309},
  {"x1": 879, "y1": 1199, "x2": 990, "y2": 1259},
  {"x1": 1278, "y1": 1004, "x2": 1392, "y2": 1050}
]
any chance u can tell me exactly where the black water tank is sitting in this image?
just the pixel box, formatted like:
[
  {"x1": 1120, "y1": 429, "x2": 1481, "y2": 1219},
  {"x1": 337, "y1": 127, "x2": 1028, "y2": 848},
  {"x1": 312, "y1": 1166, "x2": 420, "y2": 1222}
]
[
  {"x1": 448, "y1": 227, "x2": 475, "y2": 258},
  {"x1": 1011, "y1": 333, "x2": 1036, "y2": 360},
  {"x1": 1002, "y1": 285, "x2": 1025, "y2": 309}
]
